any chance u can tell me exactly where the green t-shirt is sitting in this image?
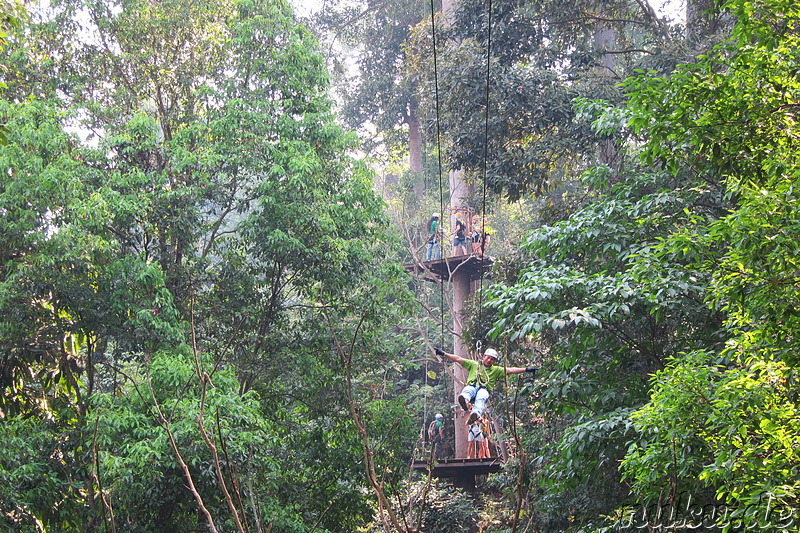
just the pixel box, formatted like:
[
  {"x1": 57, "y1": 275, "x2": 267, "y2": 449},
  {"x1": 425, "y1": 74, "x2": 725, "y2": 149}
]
[{"x1": 460, "y1": 359, "x2": 506, "y2": 391}]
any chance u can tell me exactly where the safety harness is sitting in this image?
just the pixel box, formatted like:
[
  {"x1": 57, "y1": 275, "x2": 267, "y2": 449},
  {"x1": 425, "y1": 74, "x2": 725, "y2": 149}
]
[{"x1": 467, "y1": 365, "x2": 493, "y2": 402}]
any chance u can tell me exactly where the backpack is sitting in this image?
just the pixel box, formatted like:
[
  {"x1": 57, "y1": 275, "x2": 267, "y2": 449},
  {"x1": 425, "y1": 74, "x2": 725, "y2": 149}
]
[{"x1": 427, "y1": 421, "x2": 438, "y2": 441}]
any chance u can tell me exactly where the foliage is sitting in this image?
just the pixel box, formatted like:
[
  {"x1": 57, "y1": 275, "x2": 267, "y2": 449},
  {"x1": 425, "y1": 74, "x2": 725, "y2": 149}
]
[
  {"x1": 0, "y1": 97, "x2": 183, "y2": 418},
  {"x1": 407, "y1": 0, "x2": 680, "y2": 202},
  {"x1": 465, "y1": 0, "x2": 800, "y2": 527},
  {"x1": 476, "y1": 19, "x2": 758, "y2": 519},
  {"x1": 0, "y1": 414, "x2": 86, "y2": 529},
  {"x1": 3, "y1": 0, "x2": 800, "y2": 530},
  {"x1": 416, "y1": 481, "x2": 478, "y2": 532},
  {"x1": 315, "y1": 0, "x2": 428, "y2": 150},
  {"x1": 617, "y1": 0, "x2": 800, "y2": 528},
  {"x1": 90, "y1": 349, "x2": 300, "y2": 531},
  {"x1": 623, "y1": 353, "x2": 800, "y2": 530},
  {"x1": 0, "y1": 0, "x2": 422, "y2": 530},
  {"x1": 480, "y1": 160, "x2": 726, "y2": 528}
]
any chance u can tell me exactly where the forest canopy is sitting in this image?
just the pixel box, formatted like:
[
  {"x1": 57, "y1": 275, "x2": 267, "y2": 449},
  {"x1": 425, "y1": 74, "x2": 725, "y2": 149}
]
[{"x1": 1, "y1": 0, "x2": 799, "y2": 531}]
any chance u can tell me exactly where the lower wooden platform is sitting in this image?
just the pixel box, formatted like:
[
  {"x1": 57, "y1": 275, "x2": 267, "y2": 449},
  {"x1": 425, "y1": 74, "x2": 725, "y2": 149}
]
[{"x1": 410, "y1": 457, "x2": 503, "y2": 491}]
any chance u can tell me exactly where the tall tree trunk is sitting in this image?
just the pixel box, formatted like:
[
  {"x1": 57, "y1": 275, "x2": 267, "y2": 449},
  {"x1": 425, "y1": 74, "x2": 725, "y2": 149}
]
[
  {"x1": 593, "y1": 26, "x2": 615, "y2": 76},
  {"x1": 441, "y1": 0, "x2": 455, "y2": 22},
  {"x1": 594, "y1": 24, "x2": 622, "y2": 182},
  {"x1": 408, "y1": 100, "x2": 424, "y2": 198},
  {"x1": 452, "y1": 269, "x2": 471, "y2": 459},
  {"x1": 686, "y1": 0, "x2": 718, "y2": 48}
]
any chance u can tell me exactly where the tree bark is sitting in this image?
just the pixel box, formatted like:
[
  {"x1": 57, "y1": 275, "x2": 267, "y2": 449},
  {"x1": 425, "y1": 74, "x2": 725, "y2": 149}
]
[
  {"x1": 686, "y1": 0, "x2": 717, "y2": 47},
  {"x1": 408, "y1": 101, "x2": 424, "y2": 198},
  {"x1": 594, "y1": 24, "x2": 623, "y2": 182}
]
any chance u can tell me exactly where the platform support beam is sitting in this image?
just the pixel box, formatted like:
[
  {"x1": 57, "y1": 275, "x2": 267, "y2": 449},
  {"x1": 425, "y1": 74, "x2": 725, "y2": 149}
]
[{"x1": 454, "y1": 471, "x2": 477, "y2": 492}]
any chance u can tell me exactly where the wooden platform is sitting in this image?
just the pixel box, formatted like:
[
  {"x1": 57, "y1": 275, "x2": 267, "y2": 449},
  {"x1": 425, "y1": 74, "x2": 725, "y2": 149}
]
[
  {"x1": 404, "y1": 255, "x2": 493, "y2": 284},
  {"x1": 410, "y1": 457, "x2": 503, "y2": 491}
]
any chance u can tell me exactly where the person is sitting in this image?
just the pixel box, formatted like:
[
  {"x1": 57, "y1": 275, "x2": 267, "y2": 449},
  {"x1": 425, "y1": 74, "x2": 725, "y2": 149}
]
[
  {"x1": 434, "y1": 347, "x2": 537, "y2": 425},
  {"x1": 476, "y1": 230, "x2": 491, "y2": 255},
  {"x1": 466, "y1": 419, "x2": 484, "y2": 459},
  {"x1": 471, "y1": 218, "x2": 491, "y2": 255},
  {"x1": 427, "y1": 413, "x2": 445, "y2": 458},
  {"x1": 452, "y1": 216, "x2": 468, "y2": 256},
  {"x1": 425, "y1": 213, "x2": 441, "y2": 261},
  {"x1": 478, "y1": 415, "x2": 492, "y2": 458}
]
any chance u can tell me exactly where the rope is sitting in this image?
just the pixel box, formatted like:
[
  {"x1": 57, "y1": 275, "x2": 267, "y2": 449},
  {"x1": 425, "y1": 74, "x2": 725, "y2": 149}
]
[
  {"x1": 428, "y1": 0, "x2": 446, "y2": 348},
  {"x1": 417, "y1": 6, "x2": 447, "y2": 529},
  {"x1": 473, "y1": 11, "x2": 531, "y2": 519},
  {"x1": 477, "y1": 0, "x2": 493, "y2": 328},
  {"x1": 424, "y1": 358, "x2": 429, "y2": 441}
]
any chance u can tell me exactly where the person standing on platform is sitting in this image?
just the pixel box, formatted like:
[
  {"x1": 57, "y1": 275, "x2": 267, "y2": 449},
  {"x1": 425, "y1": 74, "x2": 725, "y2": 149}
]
[
  {"x1": 452, "y1": 216, "x2": 468, "y2": 256},
  {"x1": 470, "y1": 220, "x2": 480, "y2": 255},
  {"x1": 471, "y1": 217, "x2": 491, "y2": 256},
  {"x1": 425, "y1": 213, "x2": 441, "y2": 261},
  {"x1": 434, "y1": 347, "x2": 537, "y2": 424},
  {"x1": 479, "y1": 415, "x2": 493, "y2": 458},
  {"x1": 466, "y1": 419, "x2": 484, "y2": 459}
]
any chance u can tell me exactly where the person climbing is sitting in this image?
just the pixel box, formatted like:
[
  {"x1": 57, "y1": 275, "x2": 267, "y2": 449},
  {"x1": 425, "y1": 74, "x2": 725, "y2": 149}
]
[
  {"x1": 452, "y1": 216, "x2": 468, "y2": 256},
  {"x1": 433, "y1": 347, "x2": 537, "y2": 425},
  {"x1": 425, "y1": 213, "x2": 441, "y2": 261},
  {"x1": 427, "y1": 413, "x2": 445, "y2": 458}
]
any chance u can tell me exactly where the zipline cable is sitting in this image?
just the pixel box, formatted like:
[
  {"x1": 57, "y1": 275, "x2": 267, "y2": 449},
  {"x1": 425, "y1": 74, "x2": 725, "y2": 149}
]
[
  {"x1": 428, "y1": 0, "x2": 446, "y2": 349},
  {"x1": 477, "y1": 8, "x2": 527, "y2": 528},
  {"x1": 477, "y1": 0, "x2": 493, "y2": 328},
  {"x1": 416, "y1": 5, "x2": 447, "y2": 531}
]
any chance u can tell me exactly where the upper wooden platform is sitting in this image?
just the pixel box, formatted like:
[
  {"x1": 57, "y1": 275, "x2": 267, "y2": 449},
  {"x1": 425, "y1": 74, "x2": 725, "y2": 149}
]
[{"x1": 404, "y1": 254, "x2": 494, "y2": 284}]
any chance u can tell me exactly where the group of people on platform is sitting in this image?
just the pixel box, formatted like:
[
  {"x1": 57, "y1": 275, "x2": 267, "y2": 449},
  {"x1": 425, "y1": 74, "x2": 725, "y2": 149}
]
[
  {"x1": 466, "y1": 414, "x2": 492, "y2": 459},
  {"x1": 427, "y1": 411, "x2": 492, "y2": 460},
  {"x1": 425, "y1": 210, "x2": 491, "y2": 262}
]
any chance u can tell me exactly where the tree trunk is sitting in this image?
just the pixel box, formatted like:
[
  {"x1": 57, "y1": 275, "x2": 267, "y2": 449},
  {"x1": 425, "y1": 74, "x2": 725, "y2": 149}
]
[
  {"x1": 594, "y1": 24, "x2": 622, "y2": 182},
  {"x1": 686, "y1": 0, "x2": 717, "y2": 47},
  {"x1": 408, "y1": 101, "x2": 424, "y2": 198},
  {"x1": 441, "y1": 0, "x2": 456, "y2": 23}
]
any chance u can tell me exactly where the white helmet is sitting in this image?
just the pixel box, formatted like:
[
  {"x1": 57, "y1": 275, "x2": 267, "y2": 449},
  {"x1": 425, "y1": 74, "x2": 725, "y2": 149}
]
[
  {"x1": 435, "y1": 413, "x2": 443, "y2": 419},
  {"x1": 432, "y1": 212, "x2": 440, "y2": 218},
  {"x1": 484, "y1": 348, "x2": 499, "y2": 360}
]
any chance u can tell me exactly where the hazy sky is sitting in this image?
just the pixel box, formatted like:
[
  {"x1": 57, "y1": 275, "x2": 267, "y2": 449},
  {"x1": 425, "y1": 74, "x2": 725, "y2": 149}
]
[{"x1": 291, "y1": 0, "x2": 685, "y2": 23}]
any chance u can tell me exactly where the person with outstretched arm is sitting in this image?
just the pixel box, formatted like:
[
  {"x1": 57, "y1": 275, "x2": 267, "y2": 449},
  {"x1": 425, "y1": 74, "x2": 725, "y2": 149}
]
[{"x1": 434, "y1": 347, "x2": 537, "y2": 425}]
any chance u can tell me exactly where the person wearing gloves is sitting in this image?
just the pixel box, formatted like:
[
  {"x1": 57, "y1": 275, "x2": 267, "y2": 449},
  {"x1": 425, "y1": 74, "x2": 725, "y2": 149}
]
[{"x1": 434, "y1": 347, "x2": 537, "y2": 425}]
